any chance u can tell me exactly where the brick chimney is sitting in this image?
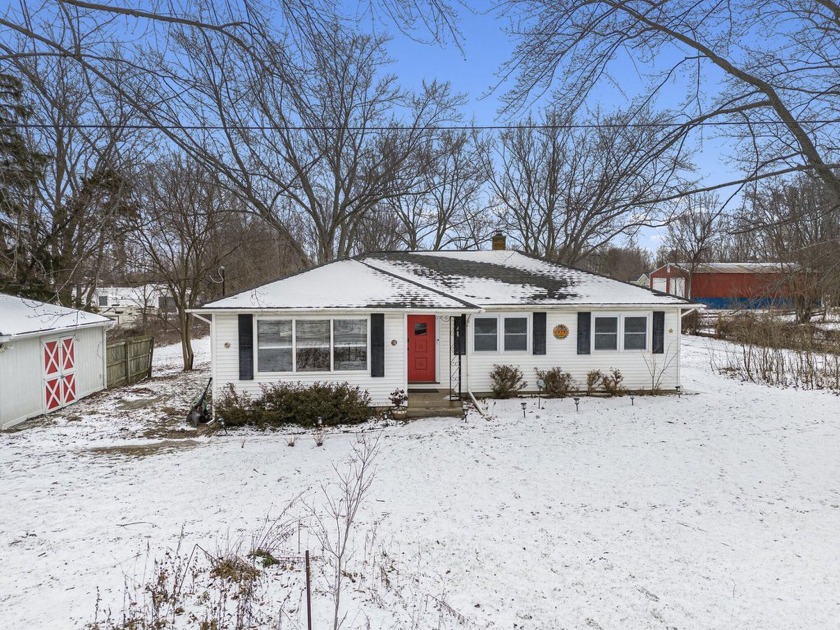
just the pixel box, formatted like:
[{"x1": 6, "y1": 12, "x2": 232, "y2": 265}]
[{"x1": 491, "y1": 232, "x2": 506, "y2": 250}]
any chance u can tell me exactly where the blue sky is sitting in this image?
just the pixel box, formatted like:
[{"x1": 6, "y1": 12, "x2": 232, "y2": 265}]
[{"x1": 369, "y1": 8, "x2": 737, "y2": 253}]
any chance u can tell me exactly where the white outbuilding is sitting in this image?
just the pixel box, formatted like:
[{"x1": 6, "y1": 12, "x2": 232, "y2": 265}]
[{"x1": 0, "y1": 293, "x2": 113, "y2": 429}]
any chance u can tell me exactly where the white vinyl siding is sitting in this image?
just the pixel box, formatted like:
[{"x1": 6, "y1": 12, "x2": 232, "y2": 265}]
[{"x1": 466, "y1": 308, "x2": 681, "y2": 393}]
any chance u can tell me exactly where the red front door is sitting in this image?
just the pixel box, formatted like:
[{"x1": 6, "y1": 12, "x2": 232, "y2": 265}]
[{"x1": 407, "y1": 315, "x2": 436, "y2": 382}]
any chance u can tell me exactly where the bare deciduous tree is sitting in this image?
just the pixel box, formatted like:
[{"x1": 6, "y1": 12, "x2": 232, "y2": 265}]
[
  {"x1": 130, "y1": 155, "x2": 237, "y2": 370},
  {"x1": 739, "y1": 174, "x2": 840, "y2": 321},
  {"x1": 582, "y1": 242, "x2": 652, "y2": 282},
  {"x1": 487, "y1": 108, "x2": 690, "y2": 264},
  {"x1": 311, "y1": 436, "x2": 379, "y2": 630},
  {"x1": 0, "y1": 45, "x2": 142, "y2": 304},
  {"x1": 661, "y1": 192, "x2": 726, "y2": 298},
  {"x1": 134, "y1": 21, "x2": 464, "y2": 264},
  {"x1": 500, "y1": 0, "x2": 840, "y2": 203},
  {"x1": 385, "y1": 129, "x2": 491, "y2": 250}
]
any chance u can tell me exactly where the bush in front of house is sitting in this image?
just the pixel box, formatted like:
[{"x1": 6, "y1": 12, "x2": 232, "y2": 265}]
[
  {"x1": 600, "y1": 368, "x2": 625, "y2": 396},
  {"x1": 535, "y1": 367, "x2": 575, "y2": 398},
  {"x1": 586, "y1": 369, "x2": 603, "y2": 394},
  {"x1": 490, "y1": 364, "x2": 527, "y2": 398},
  {"x1": 585, "y1": 368, "x2": 625, "y2": 396},
  {"x1": 215, "y1": 382, "x2": 374, "y2": 427},
  {"x1": 215, "y1": 384, "x2": 259, "y2": 425}
]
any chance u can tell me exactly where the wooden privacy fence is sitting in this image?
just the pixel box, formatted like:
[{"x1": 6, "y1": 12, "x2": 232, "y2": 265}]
[{"x1": 107, "y1": 336, "x2": 154, "y2": 388}]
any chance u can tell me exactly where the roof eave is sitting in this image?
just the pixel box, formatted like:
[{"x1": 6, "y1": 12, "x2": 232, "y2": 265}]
[
  {"x1": 191, "y1": 306, "x2": 483, "y2": 314},
  {"x1": 0, "y1": 318, "x2": 112, "y2": 342}
]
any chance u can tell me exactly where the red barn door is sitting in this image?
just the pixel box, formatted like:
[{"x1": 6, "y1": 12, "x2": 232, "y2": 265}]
[
  {"x1": 43, "y1": 336, "x2": 77, "y2": 411},
  {"x1": 407, "y1": 315, "x2": 436, "y2": 383}
]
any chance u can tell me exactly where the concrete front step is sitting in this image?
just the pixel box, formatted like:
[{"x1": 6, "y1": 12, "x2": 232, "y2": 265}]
[
  {"x1": 405, "y1": 406, "x2": 464, "y2": 419},
  {"x1": 408, "y1": 392, "x2": 458, "y2": 407},
  {"x1": 404, "y1": 391, "x2": 464, "y2": 418}
]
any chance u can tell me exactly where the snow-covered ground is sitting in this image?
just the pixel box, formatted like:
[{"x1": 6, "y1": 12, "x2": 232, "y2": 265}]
[{"x1": 1, "y1": 336, "x2": 839, "y2": 628}]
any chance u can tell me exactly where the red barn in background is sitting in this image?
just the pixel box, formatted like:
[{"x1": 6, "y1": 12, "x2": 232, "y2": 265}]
[{"x1": 648, "y1": 262, "x2": 801, "y2": 309}]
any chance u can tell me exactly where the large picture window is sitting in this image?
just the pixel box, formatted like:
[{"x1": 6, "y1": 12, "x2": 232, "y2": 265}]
[
  {"x1": 258, "y1": 320, "x2": 293, "y2": 371},
  {"x1": 333, "y1": 319, "x2": 368, "y2": 370},
  {"x1": 257, "y1": 318, "x2": 368, "y2": 373}
]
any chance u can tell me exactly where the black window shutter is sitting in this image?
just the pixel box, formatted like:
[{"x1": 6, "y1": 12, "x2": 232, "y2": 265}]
[
  {"x1": 238, "y1": 314, "x2": 254, "y2": 380},
  {"x1": 371, "y1": 313, "x2": 385, "y2": 377},
  {"x1": 577, "y1": 312, "x2": 591, "y2": 355},
  {"x1": 652, "y1": 311, "x2": 665, "y2": 354},
  {"x1": 533, "y1": 312, "x2": 546, "y2": 355},
  {"x1": 453, "y1": 314, "x2": 466, "y2": 355}
]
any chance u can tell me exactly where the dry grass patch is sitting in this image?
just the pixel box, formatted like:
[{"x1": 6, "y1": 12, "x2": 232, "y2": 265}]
[{"x1": 87, "y1": 439, "x2": 201, "y2": 459}]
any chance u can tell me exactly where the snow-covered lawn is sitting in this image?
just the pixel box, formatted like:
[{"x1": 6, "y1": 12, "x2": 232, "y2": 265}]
[{"x1": 1, "y1": 336, "x2": 839, "y2": 628}]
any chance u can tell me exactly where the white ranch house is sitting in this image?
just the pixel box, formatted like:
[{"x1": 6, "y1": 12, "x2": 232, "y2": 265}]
[
  {"x1": 0, "y1": 293, "x2": 112, "y2": 429},
  {"x1": 79, "y1": 284, "x2": 179, "y2": 327},
  {"x1": 194, "y1": 246, "x2": 697, "y2": 409}
]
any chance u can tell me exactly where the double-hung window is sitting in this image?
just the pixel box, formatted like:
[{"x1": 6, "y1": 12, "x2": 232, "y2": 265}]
[
  {"x1": 592, "y1": 314, "x2": 648, "y2": 351},
  {"x1": 474, "y1": 317, "x2": 498, "y2": 351},
  {"x1": 593, "y1": 316, "x2": 619, "y2": 350},
  {"x1": 623, "y1": 316, "x2": 647, "y2": 350},
  {"x1": 504, "y1": 317, "x2": 528, "y2": 351},
  {"x1": 258, "y1": 320, "x2": 293, "y2": 371},
  {"x1": 474, "y1": 315, "x2": 529, "y2": 352}
]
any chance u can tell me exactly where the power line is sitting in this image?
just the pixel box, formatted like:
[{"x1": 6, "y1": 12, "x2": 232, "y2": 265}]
[{"x1": 2, "y1": 120, "x2": 839, "y2": 131}]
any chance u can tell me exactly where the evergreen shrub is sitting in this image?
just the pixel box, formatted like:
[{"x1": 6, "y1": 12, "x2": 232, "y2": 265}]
[{"x1": 216, "y1": 382, "x2": 374, "y2": 427}]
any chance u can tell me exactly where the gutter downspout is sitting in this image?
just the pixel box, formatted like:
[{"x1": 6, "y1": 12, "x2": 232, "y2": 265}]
[
  {"x1": 462, "y1": 314, "x2": 487, "y2": 418},
  {"x1": 468, "y1": 390, "x2": 487, "y2": 418}
]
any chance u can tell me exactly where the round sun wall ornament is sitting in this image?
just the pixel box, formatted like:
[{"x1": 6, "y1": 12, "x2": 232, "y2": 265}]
[{"x1": 552, "y1": 324, "x2": 569, "y2": 340}]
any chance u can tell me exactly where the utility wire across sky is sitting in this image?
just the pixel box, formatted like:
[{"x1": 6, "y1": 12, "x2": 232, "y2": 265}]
[{"x1": 3, "y1": 120, "x2": 839, "y2": 131}]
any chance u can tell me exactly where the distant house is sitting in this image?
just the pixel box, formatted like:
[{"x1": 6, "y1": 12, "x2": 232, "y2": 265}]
[
  {"x1": 84, "y1": 284, "x2": 178, "y2": 326},
  {"x1": 648, "y1": 262, "x2": 800, "y2": 309},
  {"x1": 0, "y1": 293, "x2": 112, "y2": 429},
  {"x1": 194, "y1": 238, "x2": 700, "y2": 410}
]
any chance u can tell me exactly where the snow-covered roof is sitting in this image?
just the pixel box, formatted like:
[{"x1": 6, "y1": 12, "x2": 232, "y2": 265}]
[
  {"x1": 0, "y1": 293, "x2": 112, "y2": 340},
  {"x1": 200, "y1": 259, "x2": 476, "y2": 311},
  {"x1": 360, "y1": 251, "x2": 689, "y2": 307},
  {"x1": 199, "y1": 251, "x2": 691, "y2": 312}
]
